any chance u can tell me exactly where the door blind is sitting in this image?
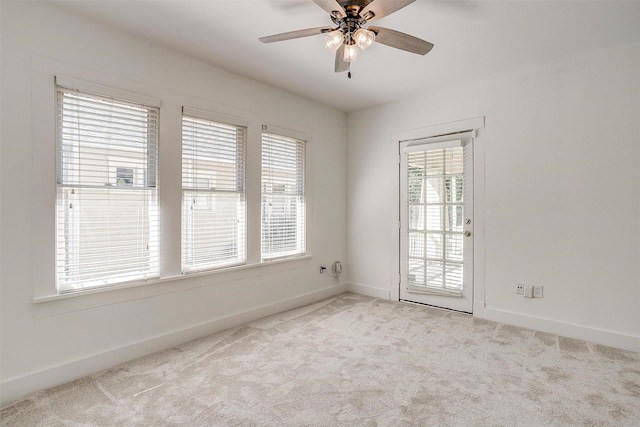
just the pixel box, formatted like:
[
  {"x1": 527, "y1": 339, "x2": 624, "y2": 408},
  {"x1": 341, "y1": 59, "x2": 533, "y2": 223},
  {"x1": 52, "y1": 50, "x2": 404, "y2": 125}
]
[
  {"x1": 56, "y1": 86, "x2": 159, "y2": 292},
  {"x1": 261, "y1": 131, "x2": 306, "y2": 260},
  {"x1": 182, "y1": 113, "x2": 247, "y2": 272},
  {"x1": 406, "y1": 145, "x2": 464, "y2": 295}
]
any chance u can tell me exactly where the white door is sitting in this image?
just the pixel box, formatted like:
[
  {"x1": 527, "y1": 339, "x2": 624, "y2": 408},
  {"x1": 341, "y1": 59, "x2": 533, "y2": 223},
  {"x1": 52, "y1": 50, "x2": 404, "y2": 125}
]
[{"x1": 399, "y1": 136, "x2": 473, "y2": 313}]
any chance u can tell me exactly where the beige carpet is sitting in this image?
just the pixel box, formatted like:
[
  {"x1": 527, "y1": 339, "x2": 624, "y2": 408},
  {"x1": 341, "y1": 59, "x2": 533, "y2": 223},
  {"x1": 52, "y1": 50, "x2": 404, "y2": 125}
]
[{"x1": 2, "y1": 292, "x2": 639, "y2": 426}]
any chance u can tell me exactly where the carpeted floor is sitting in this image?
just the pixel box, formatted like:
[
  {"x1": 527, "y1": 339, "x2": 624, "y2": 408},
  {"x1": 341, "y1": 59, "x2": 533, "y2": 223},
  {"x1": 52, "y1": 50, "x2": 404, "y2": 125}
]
[{"x1": 1, "y1": 292, "x2": 639, "y2": 426}]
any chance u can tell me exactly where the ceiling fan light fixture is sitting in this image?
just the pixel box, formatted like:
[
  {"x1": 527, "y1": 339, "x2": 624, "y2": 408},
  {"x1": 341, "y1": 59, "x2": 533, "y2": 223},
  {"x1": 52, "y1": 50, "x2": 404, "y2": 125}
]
[
  {"x1": 323, "y1": 30, "x2": 344, "y2": 51},
  {"x1": 343, "y1": 43, "x2": 359, "y2": 62},
  {"x1": 354, "y1": 28, "x2": 375, "y2": 50}
]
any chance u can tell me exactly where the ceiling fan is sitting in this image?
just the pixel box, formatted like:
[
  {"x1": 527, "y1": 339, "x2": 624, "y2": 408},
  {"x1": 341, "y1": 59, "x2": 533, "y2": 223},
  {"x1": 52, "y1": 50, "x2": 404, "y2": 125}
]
[{"x1": 259, "y1": 0, "x2": 434, "y2": 75}]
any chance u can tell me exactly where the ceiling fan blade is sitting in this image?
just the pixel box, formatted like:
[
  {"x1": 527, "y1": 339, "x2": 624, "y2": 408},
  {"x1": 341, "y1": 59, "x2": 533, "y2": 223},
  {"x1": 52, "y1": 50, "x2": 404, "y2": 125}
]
[
  {"x1": 368, "y1": 26, "x2": 434, "y2": 55},
  {"x1": 361, "y1": 0, "x2": 415, "y2": 22},
  {"x1": 259, "y1": 26, "x2": 334, "y2": 43},
  {"x1": 335, "y1": 44, "x2": 349, "y2": 72},
  {"x1": 312, "y1": 0, "x2": 346, "y2": 18}
]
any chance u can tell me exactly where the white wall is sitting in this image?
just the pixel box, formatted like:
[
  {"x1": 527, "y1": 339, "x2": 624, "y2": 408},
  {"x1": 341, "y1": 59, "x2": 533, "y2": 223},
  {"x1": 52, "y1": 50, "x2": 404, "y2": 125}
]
[
  {"x1": 0, "y1": 1, "x2": 347, "y2": 403},
  {"x1": 347, "y1": 41, "x2": 640, "y2": 351}
]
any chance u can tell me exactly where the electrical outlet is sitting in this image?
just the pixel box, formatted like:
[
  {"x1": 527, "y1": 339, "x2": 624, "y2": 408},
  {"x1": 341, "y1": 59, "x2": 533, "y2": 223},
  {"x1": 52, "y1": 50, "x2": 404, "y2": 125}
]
[
  {"x1": 516, "y1": 283, "x2": 524, "y2": 295},
  {"x1": 533, "y1": 285, "x2": 543, "y2": 298}
]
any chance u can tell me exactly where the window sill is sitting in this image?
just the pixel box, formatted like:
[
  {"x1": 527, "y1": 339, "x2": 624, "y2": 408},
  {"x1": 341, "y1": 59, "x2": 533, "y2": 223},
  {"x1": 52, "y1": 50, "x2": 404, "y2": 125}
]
[{"x1": 32, "y1": 255, "x2": 312, "y2": 318}]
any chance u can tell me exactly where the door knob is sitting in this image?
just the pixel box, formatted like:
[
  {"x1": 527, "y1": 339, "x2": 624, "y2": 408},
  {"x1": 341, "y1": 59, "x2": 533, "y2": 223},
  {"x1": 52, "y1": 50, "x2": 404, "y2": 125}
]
[{"x1": 463, "y1": 231, "x2": 471, "y2": 237}]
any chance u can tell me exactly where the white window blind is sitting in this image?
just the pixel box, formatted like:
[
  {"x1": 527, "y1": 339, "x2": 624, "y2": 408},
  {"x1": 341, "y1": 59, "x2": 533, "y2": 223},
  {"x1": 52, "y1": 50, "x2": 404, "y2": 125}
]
[
  {"x1": 56, "y1": 85, "x2": 159, "y2": 292},
  {"x1": 406, "y1": 144, "x2": 464, "y2": 295},
  {"x1": 182, "y1": 112, "x2": 246, "y2": 272},
  {"x1": 261, "y1": 131, "x2": 306, "y2": 260}
]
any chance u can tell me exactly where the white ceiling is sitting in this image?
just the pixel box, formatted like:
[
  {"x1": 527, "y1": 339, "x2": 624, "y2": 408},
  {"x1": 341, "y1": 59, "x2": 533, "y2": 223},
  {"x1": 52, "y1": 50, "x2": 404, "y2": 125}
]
[{"x1": 51, "y1": 0, "x2": 640, "y2": 113}]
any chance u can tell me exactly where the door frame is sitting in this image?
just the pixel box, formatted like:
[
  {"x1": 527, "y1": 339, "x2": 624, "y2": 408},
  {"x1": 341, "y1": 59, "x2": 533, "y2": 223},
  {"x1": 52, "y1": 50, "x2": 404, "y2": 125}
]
[{"x1": 390, "y1": 117, "x2": 486, "y2": 318}]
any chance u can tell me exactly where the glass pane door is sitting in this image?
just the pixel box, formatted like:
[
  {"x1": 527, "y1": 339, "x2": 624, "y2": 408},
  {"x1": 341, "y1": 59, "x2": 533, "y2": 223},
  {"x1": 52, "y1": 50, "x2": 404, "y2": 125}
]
[{"x1": 400, "y1": 138, "x2": 473, "y2": 313}]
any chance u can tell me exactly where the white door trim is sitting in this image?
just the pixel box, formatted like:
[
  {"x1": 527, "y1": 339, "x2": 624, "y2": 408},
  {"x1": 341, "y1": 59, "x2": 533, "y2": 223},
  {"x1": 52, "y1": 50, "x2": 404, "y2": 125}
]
[
  {"x1": 390, "y1": 117, "x2": 486, "y2": 318},
  {"x1": 395, "y1": 117, "x2": 485, "y2": 142}
]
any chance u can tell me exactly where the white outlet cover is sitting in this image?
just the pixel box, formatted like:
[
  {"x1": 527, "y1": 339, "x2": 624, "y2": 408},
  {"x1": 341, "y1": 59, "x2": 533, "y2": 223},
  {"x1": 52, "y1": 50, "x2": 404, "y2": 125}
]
[{"x1": 533, "y1": 285, "x2": 543, "y2": 298}]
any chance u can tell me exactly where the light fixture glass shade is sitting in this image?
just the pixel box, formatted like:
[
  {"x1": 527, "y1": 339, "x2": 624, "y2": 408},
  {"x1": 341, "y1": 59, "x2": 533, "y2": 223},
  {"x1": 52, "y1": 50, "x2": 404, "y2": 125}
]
[
  {"x1": 354, "y1": 28, "x2": 375, "y2": 50},
  {"x1": 324, "y1": 30, "x2": 344, "y2": 51},
  {"x1": 343, "y1": 44, "x2": 359, "y2": 62}
]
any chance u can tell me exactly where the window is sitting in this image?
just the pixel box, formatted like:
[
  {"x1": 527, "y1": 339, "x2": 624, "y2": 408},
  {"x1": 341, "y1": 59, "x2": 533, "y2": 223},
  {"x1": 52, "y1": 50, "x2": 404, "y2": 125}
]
[
  {"x1": 35, "y1": 75, "x2": 316, "y2": 303},
  {"x1": 261, "y1": 131, "x2": 306, "y2": 260},
  {"x1": 182, "y1": 111, "x2": 247, "y2": 272},
  {"x1": 55, "y1": 85, "x2": 159, "y2": 292}
]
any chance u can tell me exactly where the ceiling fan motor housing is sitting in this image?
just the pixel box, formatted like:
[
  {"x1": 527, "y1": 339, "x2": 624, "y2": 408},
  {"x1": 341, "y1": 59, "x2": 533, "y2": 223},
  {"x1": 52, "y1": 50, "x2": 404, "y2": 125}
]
[
  {"x1": 338, "y1": 0, "x2": 375, "y2": 12},
  {"x1": 331, "y1": 1, "x2": 375, "y2": 43}
]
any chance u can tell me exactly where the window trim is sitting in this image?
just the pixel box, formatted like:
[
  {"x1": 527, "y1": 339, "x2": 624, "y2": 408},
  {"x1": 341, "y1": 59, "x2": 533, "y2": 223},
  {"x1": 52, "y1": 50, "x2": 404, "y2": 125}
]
[
  {"x1": 54, "y1": 79, "x2": 161, "y2": 293},
  {"x1": 55, "y1": 75, "x2": 161, "y2": 108},
  {"x1": 32, "y1": 255, "x2": 314, "y2": 318}
]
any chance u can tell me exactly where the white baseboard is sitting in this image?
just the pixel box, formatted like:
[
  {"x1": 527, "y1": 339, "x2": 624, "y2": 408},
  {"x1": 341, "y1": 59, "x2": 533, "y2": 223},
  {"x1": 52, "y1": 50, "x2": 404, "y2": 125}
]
[
  {"x1": 485, "y1": 307, "x2": 640, "y2": 353},
  {"x1": 344, "y1": 284, "x2": 637, "y2": 352},
  {"x1": 0, "y1": 284, "x2": 347, "y2": 405},
  {"x1": 346, "y1": 282, "x2": 391, "y2": 300}
]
